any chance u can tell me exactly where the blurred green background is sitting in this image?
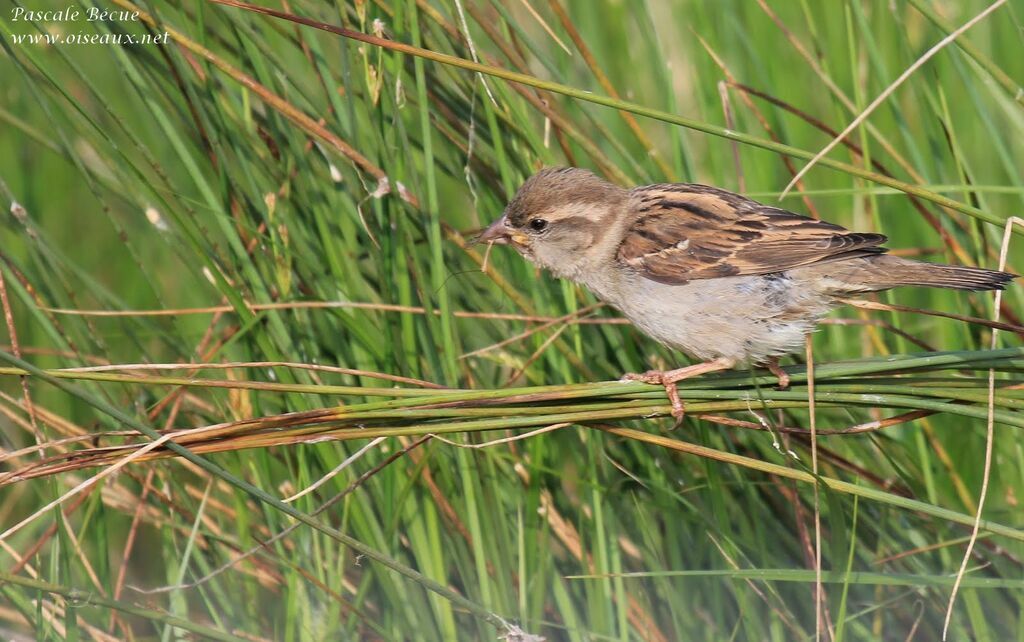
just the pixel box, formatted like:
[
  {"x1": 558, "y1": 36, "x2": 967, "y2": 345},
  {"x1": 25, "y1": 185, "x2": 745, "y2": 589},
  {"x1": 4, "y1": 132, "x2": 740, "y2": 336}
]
[{"x1": 1, "y1": 0, "x2": 1023, "y2": 640}]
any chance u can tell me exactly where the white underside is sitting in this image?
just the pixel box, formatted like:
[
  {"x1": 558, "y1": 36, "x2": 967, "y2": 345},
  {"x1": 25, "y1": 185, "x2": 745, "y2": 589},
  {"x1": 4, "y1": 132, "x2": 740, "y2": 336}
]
[{"x1": 572, "y1": 265, "x2": 835, "y2": 364}]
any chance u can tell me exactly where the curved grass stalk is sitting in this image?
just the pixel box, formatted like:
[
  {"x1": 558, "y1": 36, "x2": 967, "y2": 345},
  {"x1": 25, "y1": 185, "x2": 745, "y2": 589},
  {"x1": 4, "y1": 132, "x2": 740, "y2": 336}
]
[{"x1": 2, "y1": 345, "x2": 1023, "y2": 396}]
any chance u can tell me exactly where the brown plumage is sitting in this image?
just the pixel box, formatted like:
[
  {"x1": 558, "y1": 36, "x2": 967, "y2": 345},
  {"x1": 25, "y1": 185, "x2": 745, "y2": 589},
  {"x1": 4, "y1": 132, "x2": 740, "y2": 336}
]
[
  {"x1": 616, "y1": 183, "x2": 1010, "y2": 290},
  {"x1": 477, "y1": 167, "x2": 1016, "y2": 419}
]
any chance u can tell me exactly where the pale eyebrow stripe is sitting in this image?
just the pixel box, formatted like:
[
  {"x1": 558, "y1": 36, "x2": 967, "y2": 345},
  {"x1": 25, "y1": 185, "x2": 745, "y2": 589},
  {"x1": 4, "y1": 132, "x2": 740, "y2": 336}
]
[{"x1": 555, "y1": 215, "x2": 594, "y2": 226}]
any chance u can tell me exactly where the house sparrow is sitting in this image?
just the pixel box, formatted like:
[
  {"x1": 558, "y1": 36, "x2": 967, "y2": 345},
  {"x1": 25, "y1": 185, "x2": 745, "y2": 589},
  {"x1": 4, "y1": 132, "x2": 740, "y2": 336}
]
[{"x1": 477, "y1": 167, "x2": 1015, "y2": 419}]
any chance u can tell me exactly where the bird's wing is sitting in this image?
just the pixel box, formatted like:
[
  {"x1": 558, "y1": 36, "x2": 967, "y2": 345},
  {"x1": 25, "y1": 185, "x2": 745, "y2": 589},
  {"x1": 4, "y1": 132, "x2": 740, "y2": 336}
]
[{"x1": 615, "y1": 184, "x2": 888, "y2": 285}]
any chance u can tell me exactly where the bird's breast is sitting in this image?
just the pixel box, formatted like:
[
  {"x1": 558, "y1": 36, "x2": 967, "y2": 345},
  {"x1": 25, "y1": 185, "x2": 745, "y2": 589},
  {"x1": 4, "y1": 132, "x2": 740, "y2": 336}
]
[{"x1": 591, "y1": 272, "x2": 834, "y2": 364}]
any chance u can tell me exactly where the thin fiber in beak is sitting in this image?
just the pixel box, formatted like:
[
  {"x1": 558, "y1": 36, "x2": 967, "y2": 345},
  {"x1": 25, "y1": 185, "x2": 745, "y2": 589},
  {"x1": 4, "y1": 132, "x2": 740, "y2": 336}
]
[{"x1": 474, "y1": 215, "x2": 511, "y2": 245}]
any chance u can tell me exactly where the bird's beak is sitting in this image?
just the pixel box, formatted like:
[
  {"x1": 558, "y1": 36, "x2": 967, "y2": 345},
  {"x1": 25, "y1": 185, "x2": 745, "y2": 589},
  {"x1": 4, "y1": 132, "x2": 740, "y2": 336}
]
[{"x1": 475, "y1": 214, "x2": 513, "y2": 245}]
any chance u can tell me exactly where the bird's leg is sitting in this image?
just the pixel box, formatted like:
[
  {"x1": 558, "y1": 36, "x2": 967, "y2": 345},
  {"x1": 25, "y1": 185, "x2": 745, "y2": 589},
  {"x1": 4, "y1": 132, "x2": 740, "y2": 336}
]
[
  {"x1": 765, "y1": 356, "x2": 791, "y2": 389},
  {"x1": 622, "y1": 357, "x2": 736, "y2": 422}
]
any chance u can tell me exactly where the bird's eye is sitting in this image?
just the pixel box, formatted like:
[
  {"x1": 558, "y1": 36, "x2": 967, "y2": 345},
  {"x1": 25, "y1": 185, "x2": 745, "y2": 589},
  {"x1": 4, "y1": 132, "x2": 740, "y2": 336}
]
[{"x1": 529, "y1": 218, "x2": 548, "y2": 232}]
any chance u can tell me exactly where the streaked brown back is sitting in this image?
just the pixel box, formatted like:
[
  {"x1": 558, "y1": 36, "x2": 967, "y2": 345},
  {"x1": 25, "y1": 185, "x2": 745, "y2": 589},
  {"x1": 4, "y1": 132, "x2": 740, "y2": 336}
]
[{"x1": 616, "y1": 184, "x2": 888, "y2": 285}]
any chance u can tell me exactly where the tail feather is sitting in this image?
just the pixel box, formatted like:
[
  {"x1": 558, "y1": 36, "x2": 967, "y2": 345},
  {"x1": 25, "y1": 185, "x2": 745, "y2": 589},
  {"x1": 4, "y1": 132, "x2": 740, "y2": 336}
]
[
  {"x1": 879, "y1": 256, "x2": 1015, "y2": 291},
  {"x1": 809, "y1": 255, "x2": 1017, "y2": 293}
]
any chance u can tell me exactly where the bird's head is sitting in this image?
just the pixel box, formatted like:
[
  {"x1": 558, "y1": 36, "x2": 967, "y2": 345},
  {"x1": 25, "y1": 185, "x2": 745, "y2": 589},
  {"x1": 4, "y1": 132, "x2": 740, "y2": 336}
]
[{"x1": 476, "y1": 167, "x2": 627, "y2": 277}]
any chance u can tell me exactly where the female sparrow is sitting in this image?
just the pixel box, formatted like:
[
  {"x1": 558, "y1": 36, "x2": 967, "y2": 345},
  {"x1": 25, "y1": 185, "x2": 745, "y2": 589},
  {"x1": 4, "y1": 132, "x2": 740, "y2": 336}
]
[{"x1": 477, "y1": 167, "x2": 1015, "y2": 419}]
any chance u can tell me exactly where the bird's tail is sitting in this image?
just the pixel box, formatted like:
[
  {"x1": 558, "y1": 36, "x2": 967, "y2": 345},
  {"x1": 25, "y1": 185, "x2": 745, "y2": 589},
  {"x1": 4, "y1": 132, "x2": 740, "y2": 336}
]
[
  {"x1": 870, "y1": 255, "x2": 1015, "y2": 291},
  {"x1": 810, "y1": 255, "x2": 1016, "y2": 293}
]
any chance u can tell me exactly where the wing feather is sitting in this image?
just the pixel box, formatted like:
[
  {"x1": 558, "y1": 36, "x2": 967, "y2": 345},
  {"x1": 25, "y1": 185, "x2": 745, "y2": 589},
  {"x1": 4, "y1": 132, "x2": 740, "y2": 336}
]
[{"x1": 617, "y1": 185, "x2": 888, "y2": 284}]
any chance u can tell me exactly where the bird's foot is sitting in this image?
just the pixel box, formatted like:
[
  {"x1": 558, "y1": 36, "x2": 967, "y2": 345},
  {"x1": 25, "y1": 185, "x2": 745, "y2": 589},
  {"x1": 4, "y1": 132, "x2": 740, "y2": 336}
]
[
  {"x1": 621, "y1": 370, "x2": 668, "y2": 385},
  {"x1": 623, "y1": 370, "x2": 686, "y2": 422},
  {"x1": 765, "y1": 357, "x2": 791, "y2": 389},
  {"x1": 622, "y1": 357, "x2": 737, "y2": 424}
]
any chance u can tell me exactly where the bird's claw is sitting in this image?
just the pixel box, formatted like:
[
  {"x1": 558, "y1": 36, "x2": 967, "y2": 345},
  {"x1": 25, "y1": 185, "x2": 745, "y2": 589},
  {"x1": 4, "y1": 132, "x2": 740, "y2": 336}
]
[
  {"x1": 765, "y1": 358, "x2": 791, "y2": 389},
  {"x1": 622, "y1": 370, "x2": 685, "y2": 424},
  {"x1": 621, "y1": 369, "x2": 666, "y2": 385}
]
